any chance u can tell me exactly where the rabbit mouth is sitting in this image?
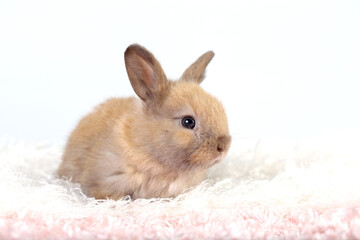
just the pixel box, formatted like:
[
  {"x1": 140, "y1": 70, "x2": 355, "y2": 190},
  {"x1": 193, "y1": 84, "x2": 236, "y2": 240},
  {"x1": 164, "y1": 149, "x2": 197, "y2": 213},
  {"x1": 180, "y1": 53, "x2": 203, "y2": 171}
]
[
  {"x1": 185, "y1": 147, "x2": 225, "y2": 169},
  {"x1": 211, "y1": 154, "x2": 225, "y2": 165}
]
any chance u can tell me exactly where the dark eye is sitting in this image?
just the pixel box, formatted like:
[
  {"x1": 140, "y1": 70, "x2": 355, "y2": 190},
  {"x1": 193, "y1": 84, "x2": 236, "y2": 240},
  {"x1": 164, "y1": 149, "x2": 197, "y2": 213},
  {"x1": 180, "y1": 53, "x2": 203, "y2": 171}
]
[{"x1": 181, "y1": 116, "x2": 196, "y2": 129}]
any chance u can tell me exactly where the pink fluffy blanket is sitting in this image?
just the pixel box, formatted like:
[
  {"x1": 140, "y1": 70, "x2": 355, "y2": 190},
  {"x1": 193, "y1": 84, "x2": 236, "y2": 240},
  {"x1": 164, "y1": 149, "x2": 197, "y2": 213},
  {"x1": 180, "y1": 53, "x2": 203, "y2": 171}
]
[{"x1": 1, "y1": 138, "x2": 360, "y2": 239}]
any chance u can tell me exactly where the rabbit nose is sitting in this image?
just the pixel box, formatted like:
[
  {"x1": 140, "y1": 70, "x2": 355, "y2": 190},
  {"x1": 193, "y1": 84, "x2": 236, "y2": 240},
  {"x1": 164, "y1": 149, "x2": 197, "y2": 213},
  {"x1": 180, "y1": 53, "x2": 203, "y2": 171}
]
[
  {"x1": 217, "y1": 145, "x2": 224, "y2": 153},
  {"x1": 216, "y1": 135, "x2": 231, "y2": 153}
]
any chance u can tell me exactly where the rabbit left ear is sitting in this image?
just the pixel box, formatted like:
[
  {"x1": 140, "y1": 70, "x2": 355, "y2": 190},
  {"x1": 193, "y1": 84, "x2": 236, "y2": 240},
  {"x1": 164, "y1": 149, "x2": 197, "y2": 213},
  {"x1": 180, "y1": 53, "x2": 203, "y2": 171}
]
[
  {"x1": 180, "y1": 51, "x2": 215, "y2": 84},
  {"x1": 125, "y1": 44, "x2": 169, "y2": 102}
]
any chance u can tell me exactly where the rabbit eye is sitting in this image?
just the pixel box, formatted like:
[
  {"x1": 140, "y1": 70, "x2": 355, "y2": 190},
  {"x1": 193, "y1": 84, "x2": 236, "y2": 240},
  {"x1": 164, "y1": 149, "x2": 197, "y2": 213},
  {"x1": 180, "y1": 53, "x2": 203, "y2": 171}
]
[{"x1": 181, "y1": 116, "x2": 196, "y2": 129}]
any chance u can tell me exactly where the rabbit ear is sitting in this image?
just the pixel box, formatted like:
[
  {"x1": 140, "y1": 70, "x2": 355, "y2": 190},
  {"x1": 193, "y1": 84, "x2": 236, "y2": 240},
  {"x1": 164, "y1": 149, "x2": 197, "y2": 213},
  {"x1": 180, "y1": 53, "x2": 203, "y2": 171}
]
[
  {"x1": 125, "y1": 44, "x2": 168, "y2": 102},
  {"x1": 180, "y1": 51, "x2": 215, "y2": 84}
]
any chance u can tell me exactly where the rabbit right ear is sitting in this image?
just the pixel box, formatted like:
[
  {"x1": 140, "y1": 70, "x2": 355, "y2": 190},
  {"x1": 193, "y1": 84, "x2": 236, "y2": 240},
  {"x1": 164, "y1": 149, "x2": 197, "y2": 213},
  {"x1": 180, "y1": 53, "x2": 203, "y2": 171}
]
[
  {"x1": 180, "y1": 51, "x2": 215, "y2": 84},
  {"x1": 124, "y1": 44, "x2": 169, "y2": 102}
]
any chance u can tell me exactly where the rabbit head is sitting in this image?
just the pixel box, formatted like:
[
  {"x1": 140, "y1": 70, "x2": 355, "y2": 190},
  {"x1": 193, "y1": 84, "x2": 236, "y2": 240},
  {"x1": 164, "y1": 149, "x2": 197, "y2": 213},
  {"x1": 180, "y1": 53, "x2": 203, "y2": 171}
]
[{"x1": 124, "y1": 44, "x2": 231, "y2": 171}]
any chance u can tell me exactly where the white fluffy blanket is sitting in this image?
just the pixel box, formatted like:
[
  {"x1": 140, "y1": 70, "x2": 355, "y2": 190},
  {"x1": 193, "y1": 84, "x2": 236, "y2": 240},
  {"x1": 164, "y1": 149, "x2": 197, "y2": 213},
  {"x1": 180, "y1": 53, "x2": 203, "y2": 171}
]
[{"x1": 1, "y1": 137, "x2": 360, "y2": 239}]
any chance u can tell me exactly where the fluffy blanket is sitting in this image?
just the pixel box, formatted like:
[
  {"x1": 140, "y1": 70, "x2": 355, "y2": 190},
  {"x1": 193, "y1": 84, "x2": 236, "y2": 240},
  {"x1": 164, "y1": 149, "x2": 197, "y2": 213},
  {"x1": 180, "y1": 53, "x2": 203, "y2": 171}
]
[{"x1": 0, "y1": 137, "x2": 360, "y2": 239}]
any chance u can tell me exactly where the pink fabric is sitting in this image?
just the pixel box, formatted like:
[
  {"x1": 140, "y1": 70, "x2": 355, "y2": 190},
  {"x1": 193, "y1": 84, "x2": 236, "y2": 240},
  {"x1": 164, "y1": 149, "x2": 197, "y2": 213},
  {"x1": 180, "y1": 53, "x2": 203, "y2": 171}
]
[{"x1": 1, "y1": 205, "x2": 360, "y2": 239}]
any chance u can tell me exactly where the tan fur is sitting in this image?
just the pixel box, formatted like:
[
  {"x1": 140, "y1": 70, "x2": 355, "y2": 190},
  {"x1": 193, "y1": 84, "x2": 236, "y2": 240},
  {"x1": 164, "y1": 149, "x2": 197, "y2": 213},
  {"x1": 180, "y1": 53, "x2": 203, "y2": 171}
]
[{"x1": 58, "y1": 44, "x2": 231, "y2": 200}]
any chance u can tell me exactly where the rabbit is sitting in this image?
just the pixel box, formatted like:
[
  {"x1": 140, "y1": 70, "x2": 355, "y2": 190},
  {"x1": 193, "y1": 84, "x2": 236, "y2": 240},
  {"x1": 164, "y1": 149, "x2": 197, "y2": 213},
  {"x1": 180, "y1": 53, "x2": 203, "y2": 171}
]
[{"x1": 58, "y1": 44, "x2": 231, "y2": 200}]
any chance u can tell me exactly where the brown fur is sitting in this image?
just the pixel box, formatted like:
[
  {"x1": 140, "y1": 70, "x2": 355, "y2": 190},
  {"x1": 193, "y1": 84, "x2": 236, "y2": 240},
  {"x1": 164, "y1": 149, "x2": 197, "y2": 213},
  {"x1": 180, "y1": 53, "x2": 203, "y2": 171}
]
[{"x1": 58, "y1": 44, "x2": 231, "y2": 200}]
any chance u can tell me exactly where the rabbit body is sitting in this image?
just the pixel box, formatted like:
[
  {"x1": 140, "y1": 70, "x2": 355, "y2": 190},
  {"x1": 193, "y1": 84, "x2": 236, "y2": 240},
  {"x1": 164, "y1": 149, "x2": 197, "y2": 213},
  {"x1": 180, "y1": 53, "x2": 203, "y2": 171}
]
[{"x1": 58, "y1": 44, "x2": 231, "y2": 200}]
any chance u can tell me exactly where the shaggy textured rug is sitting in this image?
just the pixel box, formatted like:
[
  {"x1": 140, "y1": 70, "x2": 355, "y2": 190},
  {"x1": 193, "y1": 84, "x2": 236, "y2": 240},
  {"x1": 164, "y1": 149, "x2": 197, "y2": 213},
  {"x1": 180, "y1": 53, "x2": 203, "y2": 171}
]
[{"x1": 1, "y1": 136, "x2": 360, "y2": 239}]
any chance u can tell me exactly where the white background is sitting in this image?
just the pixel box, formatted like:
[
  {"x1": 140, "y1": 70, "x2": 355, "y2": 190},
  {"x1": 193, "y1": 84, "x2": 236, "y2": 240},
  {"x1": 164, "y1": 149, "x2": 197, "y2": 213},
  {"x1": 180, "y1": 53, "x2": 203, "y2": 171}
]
[{"x1": 1, "y1": 0, "x2": 359, "y2": 143}]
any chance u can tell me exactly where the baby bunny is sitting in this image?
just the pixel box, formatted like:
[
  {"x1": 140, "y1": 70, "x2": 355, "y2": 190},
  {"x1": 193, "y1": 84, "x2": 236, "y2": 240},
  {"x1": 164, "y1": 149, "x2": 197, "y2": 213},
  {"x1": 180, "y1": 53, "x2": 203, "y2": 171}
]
[{"x1": 58, "y1": 44, "x2": 231, "y2": 200}]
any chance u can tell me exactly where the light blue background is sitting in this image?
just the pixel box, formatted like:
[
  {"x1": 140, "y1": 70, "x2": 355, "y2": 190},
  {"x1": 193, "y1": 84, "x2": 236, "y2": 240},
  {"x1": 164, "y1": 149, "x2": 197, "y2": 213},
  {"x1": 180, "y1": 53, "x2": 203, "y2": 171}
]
[{"x1": 1, "y1": 1, "x2": 359, "y2": 142}]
